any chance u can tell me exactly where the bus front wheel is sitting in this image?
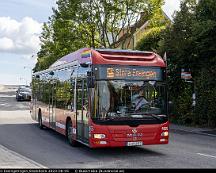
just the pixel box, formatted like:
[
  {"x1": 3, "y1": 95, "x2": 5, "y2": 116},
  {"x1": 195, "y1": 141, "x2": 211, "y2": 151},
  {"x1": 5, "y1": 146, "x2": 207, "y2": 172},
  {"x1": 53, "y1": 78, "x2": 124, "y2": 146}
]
[{"x1": 66, "y1": 120, "x2": 77, "y2": 147}]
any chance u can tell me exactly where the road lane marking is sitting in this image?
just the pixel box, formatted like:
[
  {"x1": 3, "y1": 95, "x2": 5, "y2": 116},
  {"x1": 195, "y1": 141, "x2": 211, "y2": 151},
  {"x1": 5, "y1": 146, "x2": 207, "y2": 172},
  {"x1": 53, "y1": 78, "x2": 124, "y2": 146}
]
[
  {"x1": 0, "y1": 94, "x2": 16, "y2": 97},
  {"x1": 197, "y1": 153, "x2": 216, "y2": 159}
]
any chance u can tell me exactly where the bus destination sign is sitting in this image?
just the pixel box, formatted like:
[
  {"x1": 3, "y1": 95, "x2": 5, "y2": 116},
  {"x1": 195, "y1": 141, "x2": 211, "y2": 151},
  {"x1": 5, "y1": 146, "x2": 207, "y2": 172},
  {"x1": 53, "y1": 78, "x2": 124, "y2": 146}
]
[{"x1": 95, "y1": 66, "x2": 163, "y2": 80}]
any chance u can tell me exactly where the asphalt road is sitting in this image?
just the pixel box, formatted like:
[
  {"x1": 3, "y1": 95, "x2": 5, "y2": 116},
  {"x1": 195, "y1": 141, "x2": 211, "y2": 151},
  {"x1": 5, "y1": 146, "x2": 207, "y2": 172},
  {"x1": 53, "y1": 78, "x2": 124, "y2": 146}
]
[{"x1": 0, "y1": 87, "x2": 216, "y2": 168}]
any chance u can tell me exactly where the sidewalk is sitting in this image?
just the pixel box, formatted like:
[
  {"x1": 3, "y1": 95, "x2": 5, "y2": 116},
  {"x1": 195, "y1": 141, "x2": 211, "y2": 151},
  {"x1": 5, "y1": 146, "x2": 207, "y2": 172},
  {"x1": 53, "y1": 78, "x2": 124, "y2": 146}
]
[
  {"x1": 0, "y1": 144, "x2": 46, "y2": 168},
  {"x1": 170, "y1": 123, "x2": 216, "y2": 137}
]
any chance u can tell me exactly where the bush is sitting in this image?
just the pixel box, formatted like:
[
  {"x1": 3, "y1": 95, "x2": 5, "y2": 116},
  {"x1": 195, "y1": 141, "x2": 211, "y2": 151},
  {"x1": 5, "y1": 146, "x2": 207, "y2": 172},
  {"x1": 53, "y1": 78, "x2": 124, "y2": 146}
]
[{"x1": 135, "y1": 26, "x2": 166, "y2": 52}]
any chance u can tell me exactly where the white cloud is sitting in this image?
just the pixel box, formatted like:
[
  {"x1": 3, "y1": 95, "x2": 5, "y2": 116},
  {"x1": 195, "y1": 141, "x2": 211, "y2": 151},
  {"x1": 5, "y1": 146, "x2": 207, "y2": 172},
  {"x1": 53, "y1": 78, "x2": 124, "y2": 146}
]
[
  {"x1": 0, "y1": 37, "x2": 14, "y2": 50},
  {"x1": 0, "y1": 16, "x2": 42, "y2": 55}
]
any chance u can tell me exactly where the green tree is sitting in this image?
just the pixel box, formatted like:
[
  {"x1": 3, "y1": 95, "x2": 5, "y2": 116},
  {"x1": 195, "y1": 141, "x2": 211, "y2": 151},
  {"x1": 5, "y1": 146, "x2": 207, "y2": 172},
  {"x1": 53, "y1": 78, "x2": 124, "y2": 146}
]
[
  {"x1": 191, "y1": 0, "x2": 216, "y2": 127},
  {"x1": 33, "y1": 22, "x2": 56, "y2": 72},
  {"x1": 35, "y1": 0, "x2": 160, "y2": 72},
  {"x1": 146, "y1": 0, "x2": 198, "y2": 125},
  {"x1": 157, "y1": 0, "x2": 216, "y2": 127},
  {"x1": 135, "y1": 26, "x2": 166, "y2": 52},
  {"x1": 135, "y1": 0, "x2": 170, "y2": 52},
  {"x1": 34, "y1": 0, "x2": 172, "y2": 72}
]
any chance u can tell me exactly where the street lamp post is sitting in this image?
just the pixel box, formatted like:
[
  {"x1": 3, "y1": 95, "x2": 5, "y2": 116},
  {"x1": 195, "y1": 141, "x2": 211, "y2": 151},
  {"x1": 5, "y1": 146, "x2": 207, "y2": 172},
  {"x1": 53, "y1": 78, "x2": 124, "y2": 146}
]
[
  {"x1": 24, "y1": 66, "x2": 33, "y2": 86},
  {"x1": 19, "y1": 77, "x2": 28, "y2": 85}
]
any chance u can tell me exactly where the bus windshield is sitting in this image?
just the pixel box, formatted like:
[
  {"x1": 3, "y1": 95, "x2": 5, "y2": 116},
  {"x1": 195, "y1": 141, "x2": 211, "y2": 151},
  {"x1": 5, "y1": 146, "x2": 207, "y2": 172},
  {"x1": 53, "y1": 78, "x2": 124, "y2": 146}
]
[{"x1": 93, "y1": 80, "x2": 167, "y2": 120}]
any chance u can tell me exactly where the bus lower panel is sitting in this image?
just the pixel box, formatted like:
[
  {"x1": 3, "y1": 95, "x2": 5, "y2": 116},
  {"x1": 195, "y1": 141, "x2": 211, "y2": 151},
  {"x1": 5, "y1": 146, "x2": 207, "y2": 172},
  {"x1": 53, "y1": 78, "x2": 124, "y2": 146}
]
[
  {"x1": 88, "y1": 121, "x2": 169, "y2": 148},
  {"x1": 89, "y1": 139, "x2": 168, "y2": 148}
]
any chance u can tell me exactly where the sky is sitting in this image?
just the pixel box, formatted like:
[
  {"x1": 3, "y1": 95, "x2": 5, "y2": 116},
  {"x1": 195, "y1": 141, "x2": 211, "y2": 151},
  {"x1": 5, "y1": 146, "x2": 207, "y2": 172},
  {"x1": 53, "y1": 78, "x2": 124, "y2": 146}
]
[{"x1": 0, "y1": 0, "x2": 181, "y2": 85}]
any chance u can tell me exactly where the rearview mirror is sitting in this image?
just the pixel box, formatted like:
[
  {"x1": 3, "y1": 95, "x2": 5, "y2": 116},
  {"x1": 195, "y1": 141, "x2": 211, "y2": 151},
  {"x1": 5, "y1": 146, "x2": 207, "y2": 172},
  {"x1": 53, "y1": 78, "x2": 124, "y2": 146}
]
[
  {"x1": 80, "y1": 63, "x2": 89, "y2": 68},
  {"x1": 168, "y1": 101, "x2": 173, "y2": 116},
  {"x1": 49, "y1": 71, "x2": 54, "y2": 76}
]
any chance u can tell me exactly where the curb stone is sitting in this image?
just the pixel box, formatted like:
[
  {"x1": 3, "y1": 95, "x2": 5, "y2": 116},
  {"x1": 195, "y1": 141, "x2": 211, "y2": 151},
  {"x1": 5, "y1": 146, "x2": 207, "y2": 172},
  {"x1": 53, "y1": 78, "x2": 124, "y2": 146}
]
[
  {"x1": 170, "y1": 124, "x2": 216, "y2": 137},
  {"x1": 0, "y1": 144, "x2": 47, "y2": 168}
]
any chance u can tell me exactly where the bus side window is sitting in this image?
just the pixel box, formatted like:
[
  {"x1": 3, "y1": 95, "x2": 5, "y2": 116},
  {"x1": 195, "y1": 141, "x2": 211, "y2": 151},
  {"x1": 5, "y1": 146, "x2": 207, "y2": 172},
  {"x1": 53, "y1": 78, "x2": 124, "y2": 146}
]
[
  {"x1": 76, "y1": 79, "x2": 83, "y2": 110},
  {"x1": 83, "y1": 79, "x2": 89, "y2": 122},
  {"x1": 70, "y1": 79, "x2": 75, "y2": 111},
  {"x1": 63, "y1": 80, "x2": 72, "y2": 110},
  {"x1": 83, "y1": 79, "x2": 88, "y2": 111},
  {"x1": 76, "y1": 79, "x2": 83, "y2": 122}
]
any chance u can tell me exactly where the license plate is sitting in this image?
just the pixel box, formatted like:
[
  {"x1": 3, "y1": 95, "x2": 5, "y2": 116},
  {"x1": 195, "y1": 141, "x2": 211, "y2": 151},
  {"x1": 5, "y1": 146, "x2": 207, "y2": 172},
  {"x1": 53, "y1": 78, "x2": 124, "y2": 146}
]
[{"x1": 126, "y1": 141, "x2": 143, "y2": 146}]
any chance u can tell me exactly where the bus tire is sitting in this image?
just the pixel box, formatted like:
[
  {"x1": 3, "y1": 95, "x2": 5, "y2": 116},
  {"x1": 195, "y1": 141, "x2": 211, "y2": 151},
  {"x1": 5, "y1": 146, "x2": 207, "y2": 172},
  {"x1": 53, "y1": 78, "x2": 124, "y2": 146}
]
[
  {"x1": 66, "y1": 120, "x2": 77, "y2": 147},
  {"x1": 38, "y1": 110, "x2": 44, "y2": 129}
]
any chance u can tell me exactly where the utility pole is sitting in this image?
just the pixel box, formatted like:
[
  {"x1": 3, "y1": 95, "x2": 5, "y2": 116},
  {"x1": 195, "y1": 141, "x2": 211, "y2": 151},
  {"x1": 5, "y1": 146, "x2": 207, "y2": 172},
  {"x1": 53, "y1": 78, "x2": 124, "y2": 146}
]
[{"x1": 24, "y1": 66, "x2": 33, "y2": 86}]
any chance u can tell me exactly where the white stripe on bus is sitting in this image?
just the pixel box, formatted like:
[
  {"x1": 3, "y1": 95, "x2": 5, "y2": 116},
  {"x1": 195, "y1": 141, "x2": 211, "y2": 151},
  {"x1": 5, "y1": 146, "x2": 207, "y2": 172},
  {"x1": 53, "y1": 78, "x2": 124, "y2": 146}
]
[
  {"x1": 56, "y1": 122, "x2": 66, "y2": 130},
  {"x1": 42, "y1": 117, "x2": 49, "y2": 122}
]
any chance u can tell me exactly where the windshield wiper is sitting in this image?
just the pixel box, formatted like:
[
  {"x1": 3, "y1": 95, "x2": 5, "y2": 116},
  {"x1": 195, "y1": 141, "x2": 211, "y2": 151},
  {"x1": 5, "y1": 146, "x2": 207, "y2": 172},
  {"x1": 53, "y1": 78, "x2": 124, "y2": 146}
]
[
  {"x1": 93, "y1": 113, "x2": 165, "y2": 122},
  {"x1": 148, "y1": 114, "x2": 163, "y2": 121},
  {"x1": 92, "y1": 117, "x2": 116, "y2": 122},
  {"x1": 129, "y1": 112, "x2": 163, "y2": 121}
]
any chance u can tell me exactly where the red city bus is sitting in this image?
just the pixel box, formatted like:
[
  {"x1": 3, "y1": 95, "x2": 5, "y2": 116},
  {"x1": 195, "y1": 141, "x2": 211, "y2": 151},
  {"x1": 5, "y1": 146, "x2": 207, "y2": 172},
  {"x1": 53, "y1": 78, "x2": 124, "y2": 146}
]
[{"x1": 31, "y1": 48, "x2": 169, "y2": 148}]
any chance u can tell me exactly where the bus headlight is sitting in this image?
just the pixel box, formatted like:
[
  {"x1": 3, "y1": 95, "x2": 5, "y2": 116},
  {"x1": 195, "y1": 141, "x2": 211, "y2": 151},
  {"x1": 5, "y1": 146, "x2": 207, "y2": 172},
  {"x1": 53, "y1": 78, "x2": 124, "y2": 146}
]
[
  {"x1": 161, "y1": 131, "x2": 169, "y2": 137},
  {"x1": 94, "y1": 134, "x2": 106, "y2": 139}
]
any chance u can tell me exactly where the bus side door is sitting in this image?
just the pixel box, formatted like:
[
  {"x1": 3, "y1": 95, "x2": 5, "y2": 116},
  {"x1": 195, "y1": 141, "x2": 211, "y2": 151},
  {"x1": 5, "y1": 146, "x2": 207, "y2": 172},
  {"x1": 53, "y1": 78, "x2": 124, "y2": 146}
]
[{"x1": 76, "y1": 78, "x2": 89, "y2": 144}]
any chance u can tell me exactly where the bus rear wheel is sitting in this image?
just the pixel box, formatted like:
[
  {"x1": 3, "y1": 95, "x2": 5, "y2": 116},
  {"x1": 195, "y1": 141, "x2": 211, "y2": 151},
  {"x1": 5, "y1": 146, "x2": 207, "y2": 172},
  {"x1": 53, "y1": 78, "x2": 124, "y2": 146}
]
[{"x1": 66, "y1": 120, "x2": 77, "y2": 147}]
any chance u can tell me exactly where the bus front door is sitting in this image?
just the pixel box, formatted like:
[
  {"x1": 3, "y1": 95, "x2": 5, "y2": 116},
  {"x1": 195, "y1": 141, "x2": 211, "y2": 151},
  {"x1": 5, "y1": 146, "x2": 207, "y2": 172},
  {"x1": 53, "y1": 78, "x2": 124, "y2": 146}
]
[{"x1": 76, "y1": 79, "x2": 89, "y2": 144}]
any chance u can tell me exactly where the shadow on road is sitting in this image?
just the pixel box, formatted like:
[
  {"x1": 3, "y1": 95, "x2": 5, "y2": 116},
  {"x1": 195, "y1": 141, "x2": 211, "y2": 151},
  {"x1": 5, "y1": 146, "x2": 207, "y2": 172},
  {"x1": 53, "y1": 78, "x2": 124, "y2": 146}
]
[
  {"x1": 0, "y1": 92, "x2": 30, "y2": 111},
  {"x1": 0, "y1": 91, "x2": 16, "y2": 96},
  {"x1": 33, "y1": 124, "x2": 165, "y2": 157},
  {"x1": 0, "y1": 87, "x2": 165, "y2": 168},
  {"x1": 0, "y1": 123, "x2": 165, "y2": 168}
]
